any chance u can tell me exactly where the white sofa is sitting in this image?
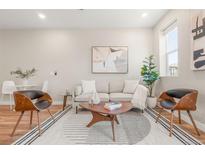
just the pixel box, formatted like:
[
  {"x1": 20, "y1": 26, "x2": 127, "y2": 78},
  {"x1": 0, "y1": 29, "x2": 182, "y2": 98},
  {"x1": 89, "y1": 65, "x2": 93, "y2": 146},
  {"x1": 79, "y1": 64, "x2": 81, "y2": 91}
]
[{"x1": 73, "y1": 79, "x2": 148, "y2": 113}]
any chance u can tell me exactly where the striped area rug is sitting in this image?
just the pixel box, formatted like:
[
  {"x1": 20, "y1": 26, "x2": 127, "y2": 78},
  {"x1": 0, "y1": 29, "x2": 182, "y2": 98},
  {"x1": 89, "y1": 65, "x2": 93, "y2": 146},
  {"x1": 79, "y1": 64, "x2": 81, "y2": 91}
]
[
  {"x1": 13, "y1": 107, "x2": 202, "y2": 145},
  {"x1": 32, "y1": 109, "x2": 151, "y2": 144}
]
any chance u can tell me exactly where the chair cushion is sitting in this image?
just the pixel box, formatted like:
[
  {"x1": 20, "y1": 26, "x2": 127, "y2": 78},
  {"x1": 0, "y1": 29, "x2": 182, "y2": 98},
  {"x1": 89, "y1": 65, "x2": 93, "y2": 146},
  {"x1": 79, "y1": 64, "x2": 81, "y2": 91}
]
[
  {"x1": 18, "y1": 90, "x2": 44, "y2": 100},
  {"x1": 160, "y1": 100, "x2": 176, "y2": 109},
  {"x1": 109, "y1": 93, "x2": 133, "y2": 102},
  {"x1": 34, "y1": 100, "x2": 51, "y2": 110},
  {"x1": 75, "y1": 93, "x2": 109, "y2": 102},
  {"x1": 166, "y1": 89, "x2": 193, "y2": 99}
]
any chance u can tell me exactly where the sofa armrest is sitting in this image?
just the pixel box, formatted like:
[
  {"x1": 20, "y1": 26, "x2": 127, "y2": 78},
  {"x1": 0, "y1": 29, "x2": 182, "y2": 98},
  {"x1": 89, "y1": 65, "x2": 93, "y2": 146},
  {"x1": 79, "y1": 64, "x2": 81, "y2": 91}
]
[{"x1": 74, "y1": 85, "x2": 82, "y2": 97}]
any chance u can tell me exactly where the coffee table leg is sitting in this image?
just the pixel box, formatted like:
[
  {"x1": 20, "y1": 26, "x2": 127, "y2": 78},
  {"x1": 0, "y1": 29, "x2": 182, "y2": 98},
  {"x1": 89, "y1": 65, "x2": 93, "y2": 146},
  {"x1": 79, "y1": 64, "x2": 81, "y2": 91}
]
[
  {"x1": 111, "y1": 116, "x2": 115, "y2": 142},
  {"x1": 86, "y1": 111, "x2": 116, "y2": 142},
  {"x1": 115, "y1": 115, "x2": 119, "y2": 124},
  {"x1": 87, "y1": 111, "x2": 111, "y2": 127}
]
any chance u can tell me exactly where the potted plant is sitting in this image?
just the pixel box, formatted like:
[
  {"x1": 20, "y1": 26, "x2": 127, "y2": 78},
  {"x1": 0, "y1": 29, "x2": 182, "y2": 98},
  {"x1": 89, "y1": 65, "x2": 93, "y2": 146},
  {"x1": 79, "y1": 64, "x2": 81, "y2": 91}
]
[
  {"x1": 141, "y1": 55, "x2": 159, "y2": 108},
  {"x1": 11, "y1": 68, "x2": 37, "y2": 85}
]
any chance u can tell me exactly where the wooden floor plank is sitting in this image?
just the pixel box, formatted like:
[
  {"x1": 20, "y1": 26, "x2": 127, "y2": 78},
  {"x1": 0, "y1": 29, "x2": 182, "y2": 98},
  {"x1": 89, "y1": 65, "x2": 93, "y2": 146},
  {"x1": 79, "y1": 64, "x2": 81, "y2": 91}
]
[{"x1": 0, "y1": 105, "x2": 62, "y2": 145}]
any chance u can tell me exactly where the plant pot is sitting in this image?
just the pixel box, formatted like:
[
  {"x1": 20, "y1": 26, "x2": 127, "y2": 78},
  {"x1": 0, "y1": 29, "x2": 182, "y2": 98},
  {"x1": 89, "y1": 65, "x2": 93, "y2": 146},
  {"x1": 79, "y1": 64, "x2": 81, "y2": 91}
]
[{"x1": 146, "y1": 97, "x2": 157, "y2": 108}]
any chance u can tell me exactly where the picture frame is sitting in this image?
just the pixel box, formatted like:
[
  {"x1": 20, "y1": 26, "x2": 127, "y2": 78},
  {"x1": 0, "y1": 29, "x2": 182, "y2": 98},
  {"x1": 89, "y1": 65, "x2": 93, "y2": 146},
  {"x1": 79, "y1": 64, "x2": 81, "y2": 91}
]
[
  {"x1": 92, "y1": 46, "x2": 128, "y2": 74},
  {"x1": 191, "y1": 10, "x2": 205, "y2": 71}
]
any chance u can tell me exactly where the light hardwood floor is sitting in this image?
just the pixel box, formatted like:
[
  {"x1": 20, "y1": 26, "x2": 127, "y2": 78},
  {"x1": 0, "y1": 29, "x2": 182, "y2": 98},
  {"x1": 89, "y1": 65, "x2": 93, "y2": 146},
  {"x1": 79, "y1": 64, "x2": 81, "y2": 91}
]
[
  {"x1": 154, "y1": 107, "x2": 205, "y2": 144},
  {"x1": 0, "y1": 105, "x2": 62, "y2": 145}
]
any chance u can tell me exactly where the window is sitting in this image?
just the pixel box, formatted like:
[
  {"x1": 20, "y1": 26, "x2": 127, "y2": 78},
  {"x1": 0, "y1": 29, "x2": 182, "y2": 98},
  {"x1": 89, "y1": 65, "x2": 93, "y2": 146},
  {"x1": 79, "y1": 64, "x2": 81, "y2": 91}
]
[
  {"x1": 159, "y1": 21, "x2": 178, "y2": 76},
  {"x1": 166, "y1": 26, "x2": 178, "y2": 76}
]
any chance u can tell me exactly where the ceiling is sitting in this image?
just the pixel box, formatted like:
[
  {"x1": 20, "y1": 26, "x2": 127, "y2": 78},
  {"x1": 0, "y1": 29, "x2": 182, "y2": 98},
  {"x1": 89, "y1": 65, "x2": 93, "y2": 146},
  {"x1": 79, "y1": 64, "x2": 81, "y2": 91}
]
[{"x1": 0, "y1": 9, "x2": 168, "y2": 29}]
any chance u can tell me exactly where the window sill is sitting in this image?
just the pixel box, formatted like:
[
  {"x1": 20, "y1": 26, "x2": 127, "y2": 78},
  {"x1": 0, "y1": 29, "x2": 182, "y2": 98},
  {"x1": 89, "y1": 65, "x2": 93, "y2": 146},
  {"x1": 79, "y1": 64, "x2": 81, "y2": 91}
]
[{"x1": 160, "y1": 76, "x2": 178, "y2": 78}]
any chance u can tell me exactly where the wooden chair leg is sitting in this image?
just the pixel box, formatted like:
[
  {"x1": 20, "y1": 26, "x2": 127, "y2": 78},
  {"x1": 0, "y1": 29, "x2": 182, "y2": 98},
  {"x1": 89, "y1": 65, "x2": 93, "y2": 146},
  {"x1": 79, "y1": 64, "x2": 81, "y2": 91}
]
[
  {"x1": 36, "y1": 111, "x2": 41, "y2": 136},
  {"x1": 155, "y1": 108, "x2": 163, "y2": 123},
  {"x1": 30, "y1": 111, "x2": 33, "y2": 126},
  {"x1": 47, "y1": 109, "x2": 55, "y2": 122},
  {"x1": 178, "y1": 110, "x2": 182, "y2": 124},
  {"x1": 169, "y1": 110, "x2": 174, "y2": 137},
  {"x1": 11, "y1": 111, "x2": 24, "y2": 136},
  {"x1": 187, "y1": 110, "x2": 200, "y2": 136}
]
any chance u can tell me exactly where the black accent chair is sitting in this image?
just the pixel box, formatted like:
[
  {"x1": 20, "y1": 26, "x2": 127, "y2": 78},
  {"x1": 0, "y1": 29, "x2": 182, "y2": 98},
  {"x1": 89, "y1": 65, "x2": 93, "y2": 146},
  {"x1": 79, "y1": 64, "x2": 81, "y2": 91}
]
[
  {"x1": 156, "y1": 89, "x2": 200, "y2": 137},
  {"x1": 11, "y1": 90, "x2": 55, "y2": 136}
]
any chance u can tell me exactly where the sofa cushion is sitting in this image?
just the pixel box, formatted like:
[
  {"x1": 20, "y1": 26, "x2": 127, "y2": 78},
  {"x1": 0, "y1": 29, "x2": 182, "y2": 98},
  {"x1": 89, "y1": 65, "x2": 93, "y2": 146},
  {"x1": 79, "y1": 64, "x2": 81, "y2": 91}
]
[
  {"x1": 109, "y1": 80, "x2": 124, "y2": 93},
  {"x1": 98, "y1": 93, "x2": 109, "y2": 102},
  {"x1": 96, "y1": 80, "x2": 109, "y2": 93},
  {"x1": 109, "y1": 93, "x2": 133, "y2": 102},
  {"x1": 75, "y1": 93, "x2": 109, "y2": 102},
  {"x1": 75, "y1": 93, "x2": 91, "y2": 102},
  {"x1": 123, "y1": 80, "x2": 139, "y2": 94}
]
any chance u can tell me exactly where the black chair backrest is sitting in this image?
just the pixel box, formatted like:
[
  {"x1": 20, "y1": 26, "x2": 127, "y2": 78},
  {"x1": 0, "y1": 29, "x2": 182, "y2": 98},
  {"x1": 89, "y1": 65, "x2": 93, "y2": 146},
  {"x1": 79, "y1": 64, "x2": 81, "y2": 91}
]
[
  {"x1": 166, "y1": 89, "x2": 194, "y2": 99},
  {"x1": 17, "y1": 90, "x2": 44, "y2": 100}
]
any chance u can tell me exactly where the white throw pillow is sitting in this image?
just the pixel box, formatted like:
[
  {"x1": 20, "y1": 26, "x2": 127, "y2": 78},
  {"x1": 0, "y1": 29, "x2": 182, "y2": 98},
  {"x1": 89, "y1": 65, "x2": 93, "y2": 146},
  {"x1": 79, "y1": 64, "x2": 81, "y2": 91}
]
[
  {"x1": 123, "y1": 80, "x2": 139, "y2": 94},
  {"x1": 81, "y1": 80, "x2": 96, "y2": 94}
]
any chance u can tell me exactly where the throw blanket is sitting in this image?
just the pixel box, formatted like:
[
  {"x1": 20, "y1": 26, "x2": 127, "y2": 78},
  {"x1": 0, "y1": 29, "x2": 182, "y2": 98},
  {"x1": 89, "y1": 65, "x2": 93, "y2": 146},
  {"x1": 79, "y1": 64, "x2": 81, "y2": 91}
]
[{"x1": 131, "y1": 84, "x2": 148, "y2": 110}]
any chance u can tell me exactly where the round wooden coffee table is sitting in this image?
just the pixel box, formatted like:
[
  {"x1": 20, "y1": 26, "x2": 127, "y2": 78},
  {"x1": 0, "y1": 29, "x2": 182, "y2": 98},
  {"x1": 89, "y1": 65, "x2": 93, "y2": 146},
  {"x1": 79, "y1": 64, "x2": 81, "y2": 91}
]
[{"x1": 79, "y1": 102, "x2": 133, "y2": 141}]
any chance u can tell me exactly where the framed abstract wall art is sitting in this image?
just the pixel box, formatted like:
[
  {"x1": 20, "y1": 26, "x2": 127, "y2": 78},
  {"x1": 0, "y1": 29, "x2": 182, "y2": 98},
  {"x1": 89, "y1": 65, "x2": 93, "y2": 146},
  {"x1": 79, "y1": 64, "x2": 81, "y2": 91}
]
[
  {"x1": 191, "y1": 10, "x2": 205, "y2": 70},
  {"x1": 92, "y1": 46, "x2": 128, "y2": 73}
]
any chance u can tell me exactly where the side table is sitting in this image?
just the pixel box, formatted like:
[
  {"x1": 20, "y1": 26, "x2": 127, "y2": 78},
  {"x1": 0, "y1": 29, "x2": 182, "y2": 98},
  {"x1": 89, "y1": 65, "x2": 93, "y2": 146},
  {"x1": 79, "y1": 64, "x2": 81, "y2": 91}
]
[{"x1": 62, "y1": 94, "x2": 72, "y2": 110}]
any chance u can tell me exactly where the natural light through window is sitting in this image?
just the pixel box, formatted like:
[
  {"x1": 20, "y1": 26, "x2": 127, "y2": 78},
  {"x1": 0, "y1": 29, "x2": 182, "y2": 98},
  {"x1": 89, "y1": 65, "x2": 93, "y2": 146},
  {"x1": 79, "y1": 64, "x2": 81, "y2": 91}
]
[
  {"x1": 166, "y1": 27, "x2": 178, "y2": 76},
  {"x1": 159, "y1": 21, "x2": 178, "y2": 77}
]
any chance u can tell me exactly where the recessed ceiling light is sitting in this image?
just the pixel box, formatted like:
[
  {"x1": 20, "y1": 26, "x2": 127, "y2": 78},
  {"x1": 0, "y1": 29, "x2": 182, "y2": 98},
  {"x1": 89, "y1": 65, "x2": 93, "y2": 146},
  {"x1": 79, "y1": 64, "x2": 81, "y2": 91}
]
[
  {"x1": 38, "y1": 13, "x2": 46, "y2": 19},
  {"x1": 141, "y1": 13, "x2": 148, "y2": 18}
]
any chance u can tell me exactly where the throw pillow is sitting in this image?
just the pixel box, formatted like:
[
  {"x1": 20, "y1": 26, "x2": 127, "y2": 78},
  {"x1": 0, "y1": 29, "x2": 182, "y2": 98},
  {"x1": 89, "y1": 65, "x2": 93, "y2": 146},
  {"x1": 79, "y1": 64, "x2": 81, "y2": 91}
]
[
  {"x1": 81, "y1": 80, "x2": 96, "y2": 94},
  {"x1": 123, "y1": 80, "x2": 139, "y2": 94}
]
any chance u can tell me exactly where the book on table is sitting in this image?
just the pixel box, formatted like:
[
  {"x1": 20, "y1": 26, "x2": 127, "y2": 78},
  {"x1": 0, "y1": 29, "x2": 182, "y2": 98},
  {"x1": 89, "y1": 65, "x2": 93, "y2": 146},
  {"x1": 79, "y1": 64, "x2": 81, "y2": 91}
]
[{"x1": 104, "y1": 102, "x2": 122, "y2": 110}]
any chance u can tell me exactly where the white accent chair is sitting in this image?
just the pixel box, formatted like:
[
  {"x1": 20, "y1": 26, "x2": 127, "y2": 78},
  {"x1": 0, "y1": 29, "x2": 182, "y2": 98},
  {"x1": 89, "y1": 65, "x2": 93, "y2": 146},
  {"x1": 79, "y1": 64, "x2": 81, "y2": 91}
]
[
  {"x1": 42, "y1": 80, "x2": 48, "y2": 92},
  {"x1": 1, "y1": 81, "x2": 17, "y2": 110}
]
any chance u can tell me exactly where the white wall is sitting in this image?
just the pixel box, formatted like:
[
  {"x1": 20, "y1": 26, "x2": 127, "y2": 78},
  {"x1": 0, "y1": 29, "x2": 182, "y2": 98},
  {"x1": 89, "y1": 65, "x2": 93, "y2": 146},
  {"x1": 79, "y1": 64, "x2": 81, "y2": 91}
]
[
  {"x1": 0, "y1": 31, "x2": 2, "y2": 78},
  {"x1": 0, "y1": 28, "x2": 153, "y2": 100},
  {"x1": 153, "y1": 10, "x2": 205, "y2": 124}
]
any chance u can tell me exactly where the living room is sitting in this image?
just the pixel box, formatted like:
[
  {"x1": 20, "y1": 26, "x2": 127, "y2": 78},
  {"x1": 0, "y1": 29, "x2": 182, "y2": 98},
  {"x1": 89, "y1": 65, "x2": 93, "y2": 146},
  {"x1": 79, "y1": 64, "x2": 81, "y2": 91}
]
[{"x1": 0, "y1": 0, "x2": 205, "y2": 153}]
